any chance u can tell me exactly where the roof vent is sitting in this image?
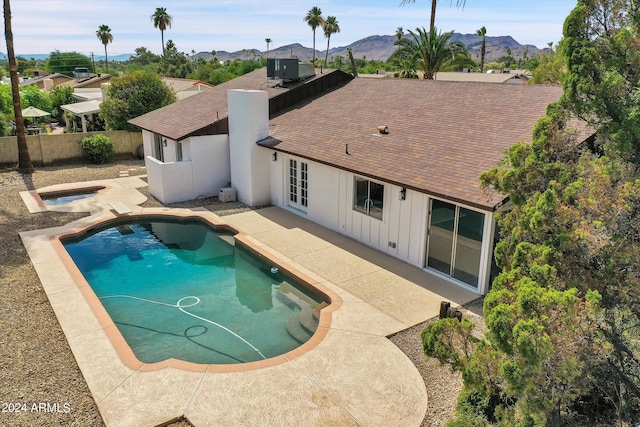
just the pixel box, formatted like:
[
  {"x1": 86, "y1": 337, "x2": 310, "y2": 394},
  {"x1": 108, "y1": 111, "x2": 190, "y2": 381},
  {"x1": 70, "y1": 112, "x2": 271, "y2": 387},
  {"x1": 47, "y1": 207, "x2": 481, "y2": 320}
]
[{"x1": 377, "y1": 125, "x2": 389, "y2": 134}]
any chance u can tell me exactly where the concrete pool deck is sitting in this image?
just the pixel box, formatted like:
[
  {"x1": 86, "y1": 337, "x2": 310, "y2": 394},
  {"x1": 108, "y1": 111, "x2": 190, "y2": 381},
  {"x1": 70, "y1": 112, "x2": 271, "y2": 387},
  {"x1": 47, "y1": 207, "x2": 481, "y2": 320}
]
[{"x1": 20, "y1": 177, "x2": 479, "y2": 427}]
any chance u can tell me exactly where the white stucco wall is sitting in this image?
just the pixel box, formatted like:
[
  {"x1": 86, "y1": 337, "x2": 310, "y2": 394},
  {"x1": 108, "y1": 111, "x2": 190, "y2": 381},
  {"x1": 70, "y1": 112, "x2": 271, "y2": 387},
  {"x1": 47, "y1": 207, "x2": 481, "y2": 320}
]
[
  {"x1": 142, "y1": 130, "x2": 154, "y2": 159},
  {"x1": 145, "y1": 156, "x2": 195, "y2": 204},
  {"x1": 228, "y1": 90, "x2": 271, "y2": 207},
  {"x1": 190, "y1": 135, "x2": 231, "y2": 198}
]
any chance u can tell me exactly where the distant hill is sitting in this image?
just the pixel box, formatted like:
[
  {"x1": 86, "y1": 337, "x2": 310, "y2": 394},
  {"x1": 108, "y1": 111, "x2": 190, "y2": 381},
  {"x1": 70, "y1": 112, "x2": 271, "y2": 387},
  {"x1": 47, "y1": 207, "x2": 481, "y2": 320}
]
[
  {"x1": 1, "y1": 33, "x2": 547, "y2": 64},
  {"x1": 0, "y1": 52, "x2": 132, "y2": 62},
  {"x1": 203, "y1": 33, "x2": 546, "y2": 63}
]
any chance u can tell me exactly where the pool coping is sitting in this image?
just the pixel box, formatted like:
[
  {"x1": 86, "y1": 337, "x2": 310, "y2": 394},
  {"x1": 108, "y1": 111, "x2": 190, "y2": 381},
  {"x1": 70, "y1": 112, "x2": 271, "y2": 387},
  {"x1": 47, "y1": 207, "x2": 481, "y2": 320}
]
[
  {"x1": 19, "y1": 176, "x2": 474, "y2": 426},
  {"x1": 21, "y1": 184, "x2": 112, "y2": 213},
  {"x1": 50, "y1": 209, "x2": 343, "y2": 373}
]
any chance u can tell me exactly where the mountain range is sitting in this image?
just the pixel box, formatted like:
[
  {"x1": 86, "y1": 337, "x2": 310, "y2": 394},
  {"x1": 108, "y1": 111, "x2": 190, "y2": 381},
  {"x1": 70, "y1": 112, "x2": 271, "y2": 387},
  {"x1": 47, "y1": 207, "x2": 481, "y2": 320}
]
[
  {"x1": 197, "y1": 33, "x2": 547, "y2": 64},
  {"x1": 2, "y1": 33, "x2": 547, "y2": 64}
]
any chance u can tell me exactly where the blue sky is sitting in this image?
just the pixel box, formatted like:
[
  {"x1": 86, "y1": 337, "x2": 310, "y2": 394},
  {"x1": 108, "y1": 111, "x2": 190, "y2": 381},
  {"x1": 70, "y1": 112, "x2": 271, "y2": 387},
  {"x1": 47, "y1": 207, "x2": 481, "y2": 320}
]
[{"x1": 4, "y1": 0, "x2": 577, "y2": 56}]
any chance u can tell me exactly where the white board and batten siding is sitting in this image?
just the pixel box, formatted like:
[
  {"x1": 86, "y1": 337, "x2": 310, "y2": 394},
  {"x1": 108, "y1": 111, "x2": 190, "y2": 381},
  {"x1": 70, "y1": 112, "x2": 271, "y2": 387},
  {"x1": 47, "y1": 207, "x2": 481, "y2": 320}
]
[
  {"x1": 273, "y1": 155, "x2": 428, "y2": 268},
  {"x1": 272, "y1": 153, "x2": 495, "y2": 294}
]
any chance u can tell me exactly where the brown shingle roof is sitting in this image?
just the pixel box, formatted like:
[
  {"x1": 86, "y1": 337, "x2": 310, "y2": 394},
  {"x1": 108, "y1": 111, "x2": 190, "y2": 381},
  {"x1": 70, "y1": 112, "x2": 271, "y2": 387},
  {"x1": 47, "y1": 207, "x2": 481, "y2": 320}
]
[
  {"x1": 267, "y1": 79, "x2": 570, "y2": 211},
  {"x1": 129, "y1": 67, "x2": 347, "y2": 141},
  {"x1": 60, "y1": 73, "x2": 112, "y2": 89}
]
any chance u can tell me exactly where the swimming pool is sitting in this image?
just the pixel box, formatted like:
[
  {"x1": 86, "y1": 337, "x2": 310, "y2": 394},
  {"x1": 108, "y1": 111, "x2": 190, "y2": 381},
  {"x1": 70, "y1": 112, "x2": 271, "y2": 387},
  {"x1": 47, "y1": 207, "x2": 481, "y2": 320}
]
[
  {"x1": 39, "y1": 186, "x2": 104, "y2": 206},
  {"x1": 61, "y1": 216, "x2": 330, "y2": 365}
]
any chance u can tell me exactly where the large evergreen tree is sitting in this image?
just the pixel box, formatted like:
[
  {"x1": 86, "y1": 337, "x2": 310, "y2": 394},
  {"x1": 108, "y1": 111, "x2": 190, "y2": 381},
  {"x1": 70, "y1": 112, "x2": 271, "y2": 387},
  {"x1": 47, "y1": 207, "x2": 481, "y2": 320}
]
[{"x1": 422, "y1": 1, "x2": 640, "y2": 425}]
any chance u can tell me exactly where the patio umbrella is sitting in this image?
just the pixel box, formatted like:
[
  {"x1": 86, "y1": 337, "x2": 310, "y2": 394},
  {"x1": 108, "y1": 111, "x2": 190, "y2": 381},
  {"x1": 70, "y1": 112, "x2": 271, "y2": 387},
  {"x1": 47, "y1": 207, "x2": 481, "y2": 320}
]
[
  {"x1": 21, "y1": 106, "x2": 51, "y2": 118},
  {"x1": 21, "y1": 106, "x2": 51, "y2": 128}
]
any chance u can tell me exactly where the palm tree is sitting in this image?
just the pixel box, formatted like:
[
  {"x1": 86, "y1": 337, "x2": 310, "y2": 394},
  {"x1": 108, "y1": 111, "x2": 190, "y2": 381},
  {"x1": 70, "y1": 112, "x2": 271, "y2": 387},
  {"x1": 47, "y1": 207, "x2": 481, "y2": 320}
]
[
  {"x1": 393, "y1": 26, "x2": 471, "y2": 79},
  {"x1": 4, "y1": 0, "x2": 32, "y2": 173},
  {"x1": 96, "y1": 25, "x2": 113, "y2": 73},
  {"x1": 400, "y1": 0, "x2": 466, "y2": 33},
  {"x1": 476, "y1": 26, "x2": 486, "y2": 73},
  {"x1": 265, "y1": 38, "x2": 272, "y2": 60},
  {"x1": 323, "y1": 16, "x2": 340, "y2": 67},
  {"x1": 303, "y1": 6, "x2": 324, "y2": 66},
  {"x1": 394, "y1": 57, "x2": 419, "y2": 79},
  {"x1": 150, "y1": 7, "x2": 173, "y2": 73},
  {"x1": 395, "y1": 27, "x2": 404, "y2": 41}
]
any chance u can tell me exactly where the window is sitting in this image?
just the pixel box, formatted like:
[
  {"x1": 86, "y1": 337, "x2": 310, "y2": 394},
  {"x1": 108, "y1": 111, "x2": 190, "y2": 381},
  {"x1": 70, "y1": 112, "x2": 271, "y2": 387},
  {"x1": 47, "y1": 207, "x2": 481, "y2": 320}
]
[
  {"x1": 288, "y1": 159, "x2": 308, "y2": 212},
  {"x1": 176, "y1": 141, "x2": 183, "y2": 162},
  {"x1": 353, "y1": 177, "x2": 384, "y2": 220},
  {"x1": 153, "y1": 134, "x2": 164, "y2": 162},
  {"x1": 427, "y1": 200, "x2": 485, "y2": 287}
]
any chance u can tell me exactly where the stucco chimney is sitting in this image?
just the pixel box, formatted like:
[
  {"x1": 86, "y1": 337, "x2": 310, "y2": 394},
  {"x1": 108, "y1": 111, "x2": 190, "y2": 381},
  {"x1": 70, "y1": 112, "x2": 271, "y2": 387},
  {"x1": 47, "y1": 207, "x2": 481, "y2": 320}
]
[{"x1": 227, "y1": 89, "x2": 271, "y2": 207}]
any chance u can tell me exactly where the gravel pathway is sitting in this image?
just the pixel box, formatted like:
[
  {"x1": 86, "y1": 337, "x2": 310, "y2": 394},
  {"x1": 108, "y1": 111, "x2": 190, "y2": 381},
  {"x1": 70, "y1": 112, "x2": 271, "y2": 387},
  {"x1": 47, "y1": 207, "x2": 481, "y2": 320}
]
[{"x1": 0, "y1": 160, "x2": 484, "y2": 426}]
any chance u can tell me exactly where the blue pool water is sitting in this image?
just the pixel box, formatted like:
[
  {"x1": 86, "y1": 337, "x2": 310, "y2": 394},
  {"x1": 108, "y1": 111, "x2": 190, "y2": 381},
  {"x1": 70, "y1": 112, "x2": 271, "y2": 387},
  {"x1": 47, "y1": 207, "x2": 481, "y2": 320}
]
[
  {"x1": 41, "y1": 189, "x2": 98, "y2": 205},
  {"x1": 62, "y1": 218, "x2": 327, "y2": 364}
]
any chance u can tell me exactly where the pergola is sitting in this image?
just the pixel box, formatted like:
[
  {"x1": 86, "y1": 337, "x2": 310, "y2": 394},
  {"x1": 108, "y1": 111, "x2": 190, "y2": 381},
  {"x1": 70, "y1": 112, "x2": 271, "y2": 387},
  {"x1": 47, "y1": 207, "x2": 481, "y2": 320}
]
[{"x1": 60, "y1": 99, "x2": 102, "y2": 133}]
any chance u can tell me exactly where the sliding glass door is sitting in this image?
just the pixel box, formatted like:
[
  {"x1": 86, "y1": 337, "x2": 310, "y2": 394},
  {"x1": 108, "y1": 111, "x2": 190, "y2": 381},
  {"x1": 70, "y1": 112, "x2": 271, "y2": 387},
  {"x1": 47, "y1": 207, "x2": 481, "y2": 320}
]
[{"x1": 427, "y1": 200, "x2": 485, "y2": 288}]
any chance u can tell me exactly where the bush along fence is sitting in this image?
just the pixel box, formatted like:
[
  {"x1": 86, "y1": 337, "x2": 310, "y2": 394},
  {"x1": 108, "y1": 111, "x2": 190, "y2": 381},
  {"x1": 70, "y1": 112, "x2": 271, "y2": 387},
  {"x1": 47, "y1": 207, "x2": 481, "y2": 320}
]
[{"x1": 0, "y1": 130, "x2": 143, "y2": 167}]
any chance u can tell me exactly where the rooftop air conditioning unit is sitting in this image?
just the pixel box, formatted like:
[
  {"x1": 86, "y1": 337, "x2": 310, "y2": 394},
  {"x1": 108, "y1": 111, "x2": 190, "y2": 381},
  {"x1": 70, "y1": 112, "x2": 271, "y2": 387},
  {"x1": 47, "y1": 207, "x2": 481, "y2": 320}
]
[
  {"x1": 267, "y1": 58, "x2": 315, "y2": 82},
  {"x1": 74, "y1": 67, "x2": 91, "y2": 81}
]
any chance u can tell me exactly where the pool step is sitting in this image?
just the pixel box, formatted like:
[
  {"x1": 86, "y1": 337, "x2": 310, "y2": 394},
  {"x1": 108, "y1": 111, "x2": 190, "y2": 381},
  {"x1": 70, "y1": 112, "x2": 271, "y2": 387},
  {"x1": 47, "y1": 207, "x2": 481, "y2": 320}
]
[
  {"x1": 300, "y1": 302, "x2": 328, "y2": 333},
  {"x1": 286, "y1": 312, "x2": 313, "y2": 344},
  {"x1": 277, "y1": 281, "x2": 319, "y2": 306},
  {"x1": 278, "y1": 282, "x2": 329, "y2": 344}
]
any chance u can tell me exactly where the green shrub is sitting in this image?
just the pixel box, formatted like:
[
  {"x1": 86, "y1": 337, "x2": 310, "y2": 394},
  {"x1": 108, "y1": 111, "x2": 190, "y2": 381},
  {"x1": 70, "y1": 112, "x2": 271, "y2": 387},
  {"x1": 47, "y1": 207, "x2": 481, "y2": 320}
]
[{"x1": 80, "y1": 134, "x2": 114, "y2": 163}]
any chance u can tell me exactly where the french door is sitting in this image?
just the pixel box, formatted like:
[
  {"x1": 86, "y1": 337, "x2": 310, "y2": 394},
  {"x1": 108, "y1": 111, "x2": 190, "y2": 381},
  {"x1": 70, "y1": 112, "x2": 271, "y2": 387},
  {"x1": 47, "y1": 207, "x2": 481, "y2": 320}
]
[{"x1": 288, "y1": 159, "x2": 308, "y2": 212}]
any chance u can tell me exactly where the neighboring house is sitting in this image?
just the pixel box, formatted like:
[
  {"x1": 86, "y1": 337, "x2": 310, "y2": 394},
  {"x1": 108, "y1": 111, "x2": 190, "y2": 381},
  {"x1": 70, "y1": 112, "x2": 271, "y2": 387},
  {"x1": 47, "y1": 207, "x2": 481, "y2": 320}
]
[
  {"x1": 435, "y1": 70, "x2": 530, "y2": 84},
  {"x1": 363, "y1": 70, "x2": 530, "y2": 83},
  {"x1": 161, "y1": 77, "x2": 215, "y2": 100},
  {"x1": 19, "y1": 72, "x2": 73, "y2": 91},
  {"x1": 71, "y1": 88, "x2": 104, "y2": 102},
  {"x1": 59, "y1": 73, "x2": 113, "y2": 89},
  {"x1": 129, "y1": 67, "x2": 590, "y2": 295}
]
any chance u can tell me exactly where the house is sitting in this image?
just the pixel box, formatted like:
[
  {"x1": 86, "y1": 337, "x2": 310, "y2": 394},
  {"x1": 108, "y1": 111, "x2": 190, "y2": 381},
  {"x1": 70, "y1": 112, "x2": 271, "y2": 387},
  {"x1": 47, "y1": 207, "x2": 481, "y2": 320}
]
[
  {"x1": 59, "y1": 72, "x2": 113, "y2": 89},
  {"x1": 433, "y1": 70, "x2": 530, "y2": 84},
  {"x1": 19, "y1": 72, "x2": 74, "y2": 91},
  {"x1": 129, "y1": 67, "x2": 587, "y2": 295},
  {"x1": 161, "y1": 77, "x2": 215, "y2": 100}
]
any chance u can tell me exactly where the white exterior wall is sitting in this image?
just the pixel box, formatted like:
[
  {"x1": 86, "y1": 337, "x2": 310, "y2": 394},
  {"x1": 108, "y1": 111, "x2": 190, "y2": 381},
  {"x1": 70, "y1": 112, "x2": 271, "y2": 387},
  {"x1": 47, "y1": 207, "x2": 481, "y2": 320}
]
[
  {"x1": 190, "y1": 135, "x2": 231, "y2": 198},
  {"x1": 141, "y1": 130, "x2": 154, "y2": 159},
  {"x1": 142, "y1": 130, "x2": 231, "y2": 203},
  {"x1": 145, "y1": 156, "x2": 195, "y2": 204},
  {"x1": 228, "y1": 90, "x2": 271, "y2": 207},
  {"x1": 271, "y1": 153, "x2": 495, "y2": 294}
]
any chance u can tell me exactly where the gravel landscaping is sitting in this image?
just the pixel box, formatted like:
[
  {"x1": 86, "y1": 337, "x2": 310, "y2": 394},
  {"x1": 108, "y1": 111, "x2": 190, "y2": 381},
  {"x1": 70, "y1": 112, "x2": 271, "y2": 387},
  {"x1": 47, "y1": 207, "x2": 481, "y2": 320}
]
[{"x1": 0, "y1": 159, "x2": 484, "y2": 426}]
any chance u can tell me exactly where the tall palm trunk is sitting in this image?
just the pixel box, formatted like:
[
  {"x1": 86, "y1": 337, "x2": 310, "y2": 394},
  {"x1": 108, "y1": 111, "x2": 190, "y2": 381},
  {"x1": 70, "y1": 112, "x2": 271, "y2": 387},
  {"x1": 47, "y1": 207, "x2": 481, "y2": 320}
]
[
  {"x1": 4, "y1": 0, "x2": 33, "y2": 173},
  {"x1": 430, "y1": 0, "x2": 437, "y2": 33},
  {"x1": 324, "y1": 34, "x2": 331, "y2": 66},
  {"x1": 103, "y1": 44, "x2": 109, "y2": 73},
  {"x1": 312, "y1": 28, "x2": 316, "y2": 65},
  {"x1": 480, "y1": 37, "x2": 486, "y2": 73},
  {"x1": 161, "y1": 29, "x2": 166, "y2": 74}
]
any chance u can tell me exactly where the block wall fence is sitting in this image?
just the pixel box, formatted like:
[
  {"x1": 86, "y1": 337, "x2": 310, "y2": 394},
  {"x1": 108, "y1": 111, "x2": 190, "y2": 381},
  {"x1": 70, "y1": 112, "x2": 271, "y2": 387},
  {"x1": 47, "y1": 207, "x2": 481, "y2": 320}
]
[{"x1": 0, "y1": 130, "x2": 143, "y2": 166}]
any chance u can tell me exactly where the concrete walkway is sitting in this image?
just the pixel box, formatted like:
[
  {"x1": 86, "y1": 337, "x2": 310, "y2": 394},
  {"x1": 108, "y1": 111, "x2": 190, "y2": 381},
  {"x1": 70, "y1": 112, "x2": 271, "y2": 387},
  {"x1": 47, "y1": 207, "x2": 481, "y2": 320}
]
[{"x1": 20, "y1": 177, "x2": 479, "y2": 427}]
